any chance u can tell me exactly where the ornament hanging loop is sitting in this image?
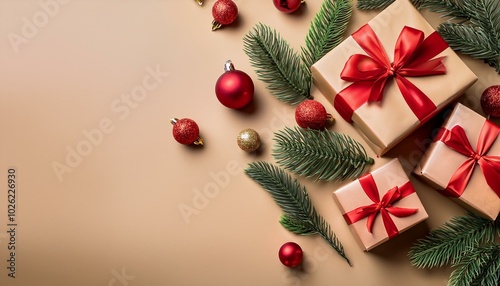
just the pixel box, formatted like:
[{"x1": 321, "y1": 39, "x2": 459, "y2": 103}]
[{"x1": 224, "y1": 60, "x2": 235, "y2": 72}]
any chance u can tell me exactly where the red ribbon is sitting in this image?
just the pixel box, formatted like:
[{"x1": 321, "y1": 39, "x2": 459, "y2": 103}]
[
  {"x1": 434, "y1": 120, "x2": 500, "y2": 198},
  {"x1": 334, "y1": 24, "x2": 449, "y2": 122},
  {"x1": 343, "y1": 173, "x2": 418, "y2": 238}
]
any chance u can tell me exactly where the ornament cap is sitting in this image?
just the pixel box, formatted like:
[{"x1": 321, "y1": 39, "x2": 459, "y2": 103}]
[
  {"x1": 194, "y1": 0, "x2": 203, "y2": 6},
  {"x1": 326, "y1": 113, "x2": 335, "y2": 125},
  {"x1": 224, "y1": 60, "x2": 235, "y2": 72},
  {"x1": 212, "y1": 20, "x2": 222, "y2": 31},
  {"x1": 193, "y1": 137, "x2": 204, "y2": 146}
]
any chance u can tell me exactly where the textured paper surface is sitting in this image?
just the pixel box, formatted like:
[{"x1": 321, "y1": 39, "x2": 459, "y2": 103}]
[
  {"x1": 414, "y1": 103, "x2": 500, "y2": 220},
  {"x1": 0, "y1": 1, "x2": 495, "y2": 285},
  {"x1": 333, "y1": 159, "x2": 428, "y2": 251},
  {"x1": 311, "y1": 0, "x2": 477, "y2": 155}
]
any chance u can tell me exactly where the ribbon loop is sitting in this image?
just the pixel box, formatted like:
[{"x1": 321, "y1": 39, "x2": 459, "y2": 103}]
[
  {"x1": 343, "y1": 174, "x2": 418, "y2": 238},
  {"x1": 435, "y1": 120, "x2": 500, "y2": 198},
  {"x1": 335, "y1": 24, "x2": 448, "y2": 123}
]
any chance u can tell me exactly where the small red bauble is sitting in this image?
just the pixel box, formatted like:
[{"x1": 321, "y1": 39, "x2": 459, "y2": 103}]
[
  {"x1": 212, "y1": 0, "x2": 238, "y2": 30},
  {"x1": 295, "y1": 100, "x2": 334, "y2": 130},
  {"x1": 480, "y1": 85, "x2": 500, "y2": 117},
  {"x1": 273, "y1": 0, "x2": 303, "y2": 13},
  {"x1": 171, "y1": 118, "x2": 203, "y2": 145},
  {"x1": 215, "y1": 60, "x2": 254, "y2": 109},
  {"x1": 278, "y1": 242, "x2": 303, "y2": 268}
]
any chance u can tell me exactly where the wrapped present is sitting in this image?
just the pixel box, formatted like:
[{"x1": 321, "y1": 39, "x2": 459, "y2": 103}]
[
  {"x1": 333, "y1": 159, "x2": 428, "y2": 251},
  {"x1": 311, "y1": 0, "x2": 477, "y2": 155},
  {"x1": 414, "y1": 103, "x2": 500, "y2": 220}
]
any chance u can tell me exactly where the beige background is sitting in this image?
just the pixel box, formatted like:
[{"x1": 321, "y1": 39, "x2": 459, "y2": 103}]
[{"x1": 0, "y1": 0, "x2": 498, "y2": 285}]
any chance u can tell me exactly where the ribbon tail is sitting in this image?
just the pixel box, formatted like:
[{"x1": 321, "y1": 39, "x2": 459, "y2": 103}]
[
  {"x1": 366, "y1": 213, "x2": 378, "y2": 233},
  {"x1": 443, "y1": 159, "x2": 476, "y2": 197},
  {"x1": 334, "y1": 82, "x2": 372, "y2": 122},
  {"x1": 395, "y1": 75, "x2": 436, "y2": 122},
  {"x1": 479, "y1": 157, "x2": 500, "y2": 198},
  {"x1": 385, "y1": 206, "x2": 419, "y2": 217},
  {"x1": 380, "y1": 209, "x2": 399, "y2": 238}
]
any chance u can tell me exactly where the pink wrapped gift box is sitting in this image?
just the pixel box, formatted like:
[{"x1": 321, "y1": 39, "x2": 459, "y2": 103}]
[
  {"x1": 311, "y1": 0, "x2": 477, "y2": 155},
  {"x1": 333, "y1": 158, "x2": 428, "y2": 251},
  {"x1": 414, "y1": 103, "x2": 500, "y2": 220}
]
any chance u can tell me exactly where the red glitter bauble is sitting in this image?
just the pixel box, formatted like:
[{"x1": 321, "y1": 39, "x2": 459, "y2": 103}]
[
  {"x1": 215, "y1": 61, "x2": 254, "y2": 109},
  {"x1": 212, "y1": 0, "x2": 238, "y2": 29},
  {"x1": 480, "y1": 85, "x2": 500, "y2": 117},
  {"x1": 295, "y1": 100, "x2": 331, "y2": 130},
  {"x1": 273, "y1": 0, "x2": 303, "y2": 13},
  {"x1": 278, "y1": 242, "x2": 303, "y2": 268},
  {"x1": 171, "y1": 118, "x2": 203, "y2": 145}
]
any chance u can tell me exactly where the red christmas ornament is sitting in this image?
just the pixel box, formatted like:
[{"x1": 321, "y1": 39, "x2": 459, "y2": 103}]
[
  {"x1": 212, "y1": 0, "x2": 238, "y2": 31},
  {"x1": 480, "y1": 85, "x2": 500, "y2": 117},
  {"x1": 295, "y1": 100, "x2": 334, "y2": 130},
  {"x1": 278, "y1": 242, "x2": 303, "y2": 268},
  {"x1": 170, "y1": 118, "x2": 203, "y2": 145},
  {"x1": 273, "y1": 0, "x2": 304, "y2": 13},
  {"x1": 215, "y1": 60, "x2": 254, "y2": 109}
]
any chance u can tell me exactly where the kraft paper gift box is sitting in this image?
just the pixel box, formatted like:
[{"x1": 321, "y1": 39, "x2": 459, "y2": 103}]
[
  {"x1": 414, "y1": 103, "x2": 500, "y2": 220},
  {"x1": 333, "y1": 159, "x2": 428, "y2": 251},
  {"x1": 311, "y1": 0, "x2": 477, "y2": 156}
]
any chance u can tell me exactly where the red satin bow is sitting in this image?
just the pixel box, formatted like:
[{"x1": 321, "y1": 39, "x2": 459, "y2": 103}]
[
  {"x1": 334, "y1": 24, "x2": 449, "y2": 122},
  {"x1": 435, "y1": 120, "x2": 500, "y2": 198},
  {"x1": 343, "y1": 173, "x2": 418, "y2": 238}
]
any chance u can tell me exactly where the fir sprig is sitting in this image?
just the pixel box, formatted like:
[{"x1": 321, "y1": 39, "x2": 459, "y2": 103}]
[
  {"x1": 357, "y1": 0, "x2": 424, "y2": 10},
  {"x1": 301, "y1": 0, "x2": 353, "y2": 72},
  {"x1": 272, "y1": 127, "x2": 374, "y2": 181},
  {"x1": 243, "y1": 0, "x2": 352, "y2": 105},
  {"x1": 423, "y1": 0, "x2": 500, "y2": 72},
  {"x1": 448, "y1": 244, "x2": 500, "y2": 286},
  {"x1": 243, "y1": 24, "x2": 311, "y2": 105},
  {"x1": 245, "y1": 161, "x2": 352, "y2": 266},
  {"x1": 408, "y1": 213, "x2": 500, "y2": 286}
]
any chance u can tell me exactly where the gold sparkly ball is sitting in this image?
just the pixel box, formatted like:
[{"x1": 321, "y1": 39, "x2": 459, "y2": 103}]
[{"x1": 237, "y1": 128, "x2": 261, "y2": 152}]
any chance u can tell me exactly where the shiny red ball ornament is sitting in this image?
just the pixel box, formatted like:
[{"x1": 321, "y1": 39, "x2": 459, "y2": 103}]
[
  {"x1": 295, "y1": 100, "x2": 334, "y2": 130},
  {"x1": 273, "y1": 0, "x2": 304, "y2": 13},
  {"x1": 212, "y1": 0, "x2": 238, "y2": 31},
  {"x1": 480, "y1": 85, "x2": 500, "y2": 117},
  {"x1": 171, "y1": 118, "x2": 203, "y2": 145},
  {"x1": 215, "y1": 60, "x2": 254, "y2": 109},
  {"x1": 278, "y1": 242, "x2": 303, "y2": 268}
]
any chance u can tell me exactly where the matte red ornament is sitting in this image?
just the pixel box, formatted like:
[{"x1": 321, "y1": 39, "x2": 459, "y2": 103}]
[
  {"x1": 215, "y1": 60, "x2": 254, "y2": 109},
  {"x1": 295, "y1": 100, "x2": 334, "y2": 130},
  {"x1": 480, "y1": 85, "x2": 500, "y2": 117},
  {"x1": 171, "y1": 118, "x2": 203, "y2": 145},
  {"x1": 212, "y1": 0, "x2": 238, "y2": 31},
  {"x1": 278, "y1": 242, "x2": 303, "y2": 268},
  {"x1": 273, "y1": 0, "x2": 304, "y2": 13}
]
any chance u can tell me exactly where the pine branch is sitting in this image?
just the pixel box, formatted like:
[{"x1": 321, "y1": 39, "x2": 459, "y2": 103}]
[
  {"x1": 245, "y1": 161, "x2": 352, "y2": 266},
  {"x1": 408, "y1": 213, "x2": 500, "y2": 269},
  {"x1": 357, "y1": 0, "x2": 425, "y2": 10},
  {"x1": 448, "y1": 244, "x2": 500, "y2": 286},
  {"x1": 437, "y1": 23, "x2": 499, "y2": 72},
  {"x1": 272, "y1": 127, "x2": 374, "y2": 182},
  {"x1": 280, "y1": 214, "x2": 318, "y2": 235},
  {"x1": 301, "y1": 0, "x2": 353, "y2": 71},
  {"x1": 243, "y1": 23, "x2": 311, "y2": 105},
  {"x1": 421, "y1": 0, "x2": 474, "y2": 21}
]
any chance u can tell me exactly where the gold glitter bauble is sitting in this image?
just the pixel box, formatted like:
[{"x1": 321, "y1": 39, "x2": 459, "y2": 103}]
[{"x1": 237, "y1": 128, "x2": 261, "y2": 152}]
